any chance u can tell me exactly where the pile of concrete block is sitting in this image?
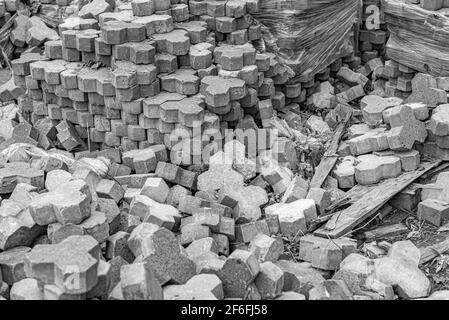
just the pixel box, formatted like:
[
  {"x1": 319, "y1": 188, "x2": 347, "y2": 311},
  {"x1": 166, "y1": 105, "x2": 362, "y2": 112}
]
[
  {"x1": 11, "y1": 0, "x2": 302, "y2": 162},
  {"x1": 331, "y1": 97, "x2": 429, "y2": 187},
  {"x1": 382, "y1": 60, "x2": 418, "y2": 99},
  {"x1": 0, "y1": 78, "x2": 25, "y2": 102},
  {"x1": 334, "y1": 150, "x2": 420, "y2": 187},
  {"x1": 8, "y1": 0, "x2": 372, "y2": 153},
  {"x1": 0, "y1": 145, "x2": 339, "y2": 300},
  {"x1": 384, "y1": 0, "x2": 449, "y2": 77},
  {"x1": 0, "y1": 0, "x2": 77, "y2": 76},
  {"x1": 2, "y1": 0, "x2": 449, "y2": 303},
  {"x1": 356, "y1": 57, "x2": 419, "y2": 100}
]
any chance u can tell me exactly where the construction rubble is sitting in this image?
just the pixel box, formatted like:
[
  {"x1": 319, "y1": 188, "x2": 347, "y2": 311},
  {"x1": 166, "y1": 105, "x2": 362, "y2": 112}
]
[{"x1": 1, "y1": 0, "x2": 449, "y2": 301}]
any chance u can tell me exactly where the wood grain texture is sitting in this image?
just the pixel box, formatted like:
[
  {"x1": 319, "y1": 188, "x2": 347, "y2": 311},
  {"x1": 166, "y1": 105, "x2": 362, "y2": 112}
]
[
  {"x1": 420, "y1": 235, "x2": 449, "y2": 265},
  {"x1": 309, "y1": 122, "x2": 346, "y2": 189},
  {"x1": 314, "y1": 159, "x2": 441, "y2": 239}
]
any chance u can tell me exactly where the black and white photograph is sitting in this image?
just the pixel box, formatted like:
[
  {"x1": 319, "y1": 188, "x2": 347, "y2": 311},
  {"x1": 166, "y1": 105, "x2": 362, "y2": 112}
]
[{"x1": 0, "y1": 0, "x2": 447, "y2": 310}]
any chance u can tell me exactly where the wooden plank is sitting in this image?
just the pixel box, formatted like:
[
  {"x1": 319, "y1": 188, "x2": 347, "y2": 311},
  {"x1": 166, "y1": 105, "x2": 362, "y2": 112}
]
[
  {"x1": 309, "y1": 122, "x2": 346, "y2": 189},
  {"x1": 37, "y1": 14, "x2": 62, "y2": 29},
  {"x1": 420, "y1": 235, "x2": 449, "y2": 266},
  {"x1": 325, "y1": 184, "x2": 377, "y2": 212},
  {"x1": 314, "y1": 159, "x2": 441, "y2": 239},
  {"x1": 309, "y1": 187, "x2": 385, "y2": 233},
  {"x1": 419, "y1": 162, "x2": 449, "y2": 181},
  {"x1": 361, "y1": 223, "x2": 409, "y2": 241}
]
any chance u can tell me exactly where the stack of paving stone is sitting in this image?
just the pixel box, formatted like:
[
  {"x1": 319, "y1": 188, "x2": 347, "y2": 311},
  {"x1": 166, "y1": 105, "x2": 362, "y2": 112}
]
[
  {"x1": 1, "y1": 0, "x2": 66, "y2": 67},
  {"x1": 358, "y1": 0, "x2": 388, "y2": 63},
  {"x1": 252, "y1": 0, "x2": 359, "y2": 101},
  {"x1": 306, "y1": 57, "x2": 368, "y2": 117},
  {"x1": 11, "y1": 0, "x2": 299, "y2": 159},
  {"x1": 333, "y1": 95, "x2": 429, "y2": 188},
  {"x1": 384, "y1": 0, "x2": 449, "y2": 76},
  {"x1": 356, "y1": 58, "x2": 420, "y2": 101},
  {"x1": 9, "y1": 0, "x2": 386, "y2": 147},
  {"x1": 382, "y1": 60, "x2": 418, "y2": 99},
  {"x1": 0, "y1": 4, "x2": 64, "y2": 102},
  {"x1": 395, "y1": 72, "x2": 449, "y2": 160}
]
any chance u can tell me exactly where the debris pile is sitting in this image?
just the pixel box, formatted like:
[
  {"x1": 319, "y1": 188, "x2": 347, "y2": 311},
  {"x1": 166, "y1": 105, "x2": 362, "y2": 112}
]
[{"x1": 384, "y1": 0, "x2": 449, "y2": 77}]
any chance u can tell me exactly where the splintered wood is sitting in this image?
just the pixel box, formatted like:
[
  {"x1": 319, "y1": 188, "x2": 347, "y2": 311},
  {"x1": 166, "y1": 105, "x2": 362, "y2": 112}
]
[
  {"x1": 420, "y1": 234, "x2": 449, "y2": 265},
  {"x1": 314, "y1": 159, "x2": 441, "y2": 239},
  {"x1": 309, "y1": 122, "x2": 347, "y2": 189}
]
